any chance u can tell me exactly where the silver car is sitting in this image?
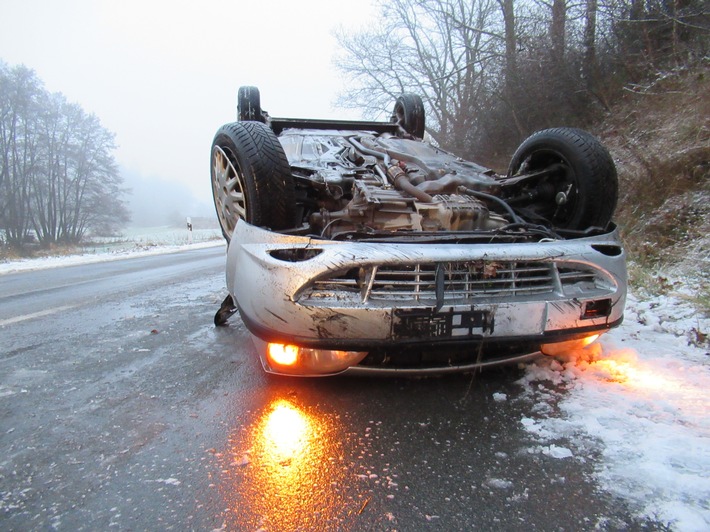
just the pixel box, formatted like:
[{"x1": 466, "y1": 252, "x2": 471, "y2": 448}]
[{"x1": 212, "y1": 87, "x2": 626, "y2": 376}]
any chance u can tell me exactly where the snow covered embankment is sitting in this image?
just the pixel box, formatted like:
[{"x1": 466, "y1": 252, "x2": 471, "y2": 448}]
[{"x1": 518, "y1": 292, "x2": 709, "y2": 530}]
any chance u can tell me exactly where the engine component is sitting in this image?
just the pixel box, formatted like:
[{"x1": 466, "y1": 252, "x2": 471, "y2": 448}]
[{"x1": 309, "y1": 179, "x2": 505, "y2": 237}]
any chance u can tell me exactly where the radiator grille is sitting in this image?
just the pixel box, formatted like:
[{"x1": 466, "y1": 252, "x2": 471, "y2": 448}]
[
  {"x1": 301, "y1": 260, "x2": 609, "y2": 305},
  {"x1": 305, "y1": 260, "x2": 572, "y2": 302}
]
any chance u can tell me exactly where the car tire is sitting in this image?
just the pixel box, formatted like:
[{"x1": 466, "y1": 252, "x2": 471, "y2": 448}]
[
  {"x1": 211, "y1": 121, "x2": 296, "y2": 241},
  {"x1": 237, "y1": 86, "x2": 264, "y2": 122},
  {"x1": 508, "y1": 128, "x2": 618, "y2": 230},
  {"x1": 391, "y1": 94, "x2": 425, "y2": 138}
]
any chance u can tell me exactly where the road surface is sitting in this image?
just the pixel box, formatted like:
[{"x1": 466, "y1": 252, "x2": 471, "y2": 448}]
[{"x1": 0, "y1": 246, "x2": 661, "y2": 530}]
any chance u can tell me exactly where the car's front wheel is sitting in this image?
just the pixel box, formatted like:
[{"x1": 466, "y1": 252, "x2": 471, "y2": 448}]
[
  {"x1": 211, "y1": 121, "x2": 296, "y2": 241},
  {"x1": 507, "y1": 128, "x2": 618, "y2": 230}
]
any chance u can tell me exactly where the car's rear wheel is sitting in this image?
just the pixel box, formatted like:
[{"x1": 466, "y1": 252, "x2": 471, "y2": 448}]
[
  {"x1": 237, "y1": 86, "x2": 264, "y2": 122},
  {"x1": 391, "y1": 94, "x2": 425, "y2": 138},
  {"x1": 507, "y1": 128, "x2": 618, "y2": 230},
  {"x1": 211, "y1": 121, "x2": 296, "y2": 241}
]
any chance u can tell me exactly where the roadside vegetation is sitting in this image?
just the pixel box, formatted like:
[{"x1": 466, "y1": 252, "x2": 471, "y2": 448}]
[
  {"x1": 0, "y1": 62, "x2": 130, "y2": 256},
  {"x1": 335, "y1": 0, "x2": 709, "y2": 304},
  {"x1": 598, "y1": 65, "x2": 709, "y2": 312}
]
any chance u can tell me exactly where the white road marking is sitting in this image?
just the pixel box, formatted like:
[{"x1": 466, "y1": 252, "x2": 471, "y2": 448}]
[{"x1": 0, "y1": 304, "x2": 78, "y2": 327}]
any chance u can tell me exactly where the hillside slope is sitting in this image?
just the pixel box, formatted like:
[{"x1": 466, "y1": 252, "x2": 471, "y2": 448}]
[{"x1": 596, "y1": 64, "x2": 709, "y2": 309}]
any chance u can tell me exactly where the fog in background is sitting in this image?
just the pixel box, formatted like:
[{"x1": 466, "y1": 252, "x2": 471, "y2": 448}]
[
  {"x1": 0, "y1": 0, "x2": 376, "y2": 227},
  {"x1": 120, "y1": 167, "x2": 215, "y2": 227}
]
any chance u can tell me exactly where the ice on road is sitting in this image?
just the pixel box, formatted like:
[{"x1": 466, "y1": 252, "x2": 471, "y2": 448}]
[{"x1": 2, "y1": 246, "x2": 708, "y2": 530}]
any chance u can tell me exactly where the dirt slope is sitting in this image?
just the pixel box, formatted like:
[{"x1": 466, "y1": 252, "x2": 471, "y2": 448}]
[{"x1": 596, "y1": 64, "x2": 709, "y2": 306}]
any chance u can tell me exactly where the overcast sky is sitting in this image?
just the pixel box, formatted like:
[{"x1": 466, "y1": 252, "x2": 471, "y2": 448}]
[{"x1": 0, "y1": 0, "x2": 377, "y2": 223}]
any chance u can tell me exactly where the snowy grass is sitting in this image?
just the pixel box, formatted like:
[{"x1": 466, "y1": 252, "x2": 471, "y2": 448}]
[
  {"x1": 0, "y1": 225, "x2": 225, "y2": 275},
  {"x1": 93, "y1": 225, "x2": 222, "y2": 247},
  {"x1": 518, "y1": 290, "x2": 710, "y2": 530}
]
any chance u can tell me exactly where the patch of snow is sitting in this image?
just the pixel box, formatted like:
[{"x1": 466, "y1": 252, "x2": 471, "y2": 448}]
[
  {"x1": 519, "y1": 292, "x2": 710, "y2": 530},
  {"x1": 233, "y1": 455, "x2": 250, "y2": 467},
  {"x1": 0, "y1": 386, "x2": 16, "y2": 398},
  {"x1": 540, "y1": 444, "x2": 574, "y2": 459},
  {"x1": 0, "y1": 240, "x2": 224, "y2": 275},
  {"x1": 154, "y1": 478, "x2": 181, "y2": 486},
  {"x1": 484, "y1": 478, "x2": 514, "y2": 490}
]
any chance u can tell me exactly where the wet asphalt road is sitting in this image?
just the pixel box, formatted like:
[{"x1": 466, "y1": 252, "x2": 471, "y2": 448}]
[{"x1": 0, "y1": 246, "x2": 659, "y2": 531}]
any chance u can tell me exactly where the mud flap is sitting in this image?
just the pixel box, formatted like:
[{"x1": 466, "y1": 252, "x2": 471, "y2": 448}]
[{"x1": 214, "y1": 294, "x2": 238, "y2": 326}]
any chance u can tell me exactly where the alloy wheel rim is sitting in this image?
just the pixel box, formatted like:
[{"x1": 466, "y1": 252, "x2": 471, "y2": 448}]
[{"x1": 212, "y1": 145, "x2": 247, "y2": 235}]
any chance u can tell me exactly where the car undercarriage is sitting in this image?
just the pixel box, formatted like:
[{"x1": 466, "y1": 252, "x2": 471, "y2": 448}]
[{"x1": 210, "y1": 87, "x2": 626, "y2": 376}]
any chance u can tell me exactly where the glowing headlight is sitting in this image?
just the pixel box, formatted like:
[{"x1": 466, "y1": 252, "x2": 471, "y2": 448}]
[
  {"x1": 267, "y1": 343, "x2": 299, "y2": 366},
  {"x1": 540, "y1": 333, "x2": 600, "y2": 357},
  {"x1": 265, "y1": 342, "x2": 368, "y2": 375}
]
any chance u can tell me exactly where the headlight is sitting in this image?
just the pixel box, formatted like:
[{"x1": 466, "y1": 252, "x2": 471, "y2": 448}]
[
  {"x1": 540, "y1": 333, "x2": 600, "y2": 357},
  {"x1": 264, "y1": 341, "x2": 368, "y2": 375}
]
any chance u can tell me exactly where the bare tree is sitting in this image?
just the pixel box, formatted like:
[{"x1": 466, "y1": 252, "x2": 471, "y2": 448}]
[
  {"x1": 0, "y1": 63, "x2": 42, "y2": 247},
  {"x1": 607, "y1": 0, "x2": 709, "y2": 71},
  {"x1": 550, "y1": 0, "x2": 568, "y2": 66},
  {"x1": 333, "y1": 0, "x2": 708, "y2": 167},
  {"x1": 498, "y1": 0, "x2": 518, "y2": 94},
  {"x1": 583, "y1": 0, "x2": 598, "y2": 87},
  {"x1": 30, "y1": 96, "x2": 128, "y2": 245},
  {"x1": 0, "y1": 62, "x2": 129, "y2": 249},
  {"x1": 335, "y1": 0, "x2": 502, "y2": 154}
]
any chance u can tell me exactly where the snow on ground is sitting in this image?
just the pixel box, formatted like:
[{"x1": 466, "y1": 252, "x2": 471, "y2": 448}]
[
  {"x1": 518, "y1": 290, "x2": 710, "y2": 531},
  {"x1": 0, "y1": 240, "x2": 224, "y2": 275},
  {"x1": 2, "y1": 236, "x2": 708, "y2": 529},
  {"x1": 0, "y1": 227, "x2": 225, "y2": 275}
]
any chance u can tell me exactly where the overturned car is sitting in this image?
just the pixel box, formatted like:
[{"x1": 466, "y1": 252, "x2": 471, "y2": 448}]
[{"x1": 212, "y1": 86, "x2": 626, "y2": 376}]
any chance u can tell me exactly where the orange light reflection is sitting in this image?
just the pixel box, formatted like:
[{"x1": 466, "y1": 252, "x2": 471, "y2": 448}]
[
  {"x1": 592, "y1": 357, "x2": 676, "y2": 391},
  {"x1": 261, "y1": 400, "x2": 312, "y2": 473},
  {"x1": 581, "y1": 346, "x2": 710, "y2": 425},
  {"x1": 221, "y1": 397, "x2": 348, "y2": 530}
]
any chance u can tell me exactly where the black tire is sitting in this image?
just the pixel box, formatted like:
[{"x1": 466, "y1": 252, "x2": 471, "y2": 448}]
[
  {"x1": 211, "y1": 121, "x2": 296, "y2": 241},
  {"x1": 507, "y1": 128, "x2": 618, "y2": 230},
  {"x1": 391, "y1": 94, "x2": 425, "y2": 138},
  {"x1": 237, "y1": 86, "x2": 263, "y2": 122}
]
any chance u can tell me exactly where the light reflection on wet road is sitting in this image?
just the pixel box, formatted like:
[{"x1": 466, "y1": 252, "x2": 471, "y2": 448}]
[
  {"x1": 222, "y1": 397, "x2": 349, "y2": 530},
  {"x1": 0, "y1": 247, "x2": 664, "y2": 530},
  {"x1": 210, "y1": 360, "x2": 667, "y2": 531}
]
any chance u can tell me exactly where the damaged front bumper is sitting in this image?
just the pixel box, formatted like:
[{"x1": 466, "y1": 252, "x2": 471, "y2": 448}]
[{"x1": 226, "y1": 221, "x2": 627, "y2": 376}]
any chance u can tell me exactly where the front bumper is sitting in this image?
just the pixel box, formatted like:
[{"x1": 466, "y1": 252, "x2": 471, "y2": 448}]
[{"x1": 226, "y1": 221, "x2": 627, "y2": 375}]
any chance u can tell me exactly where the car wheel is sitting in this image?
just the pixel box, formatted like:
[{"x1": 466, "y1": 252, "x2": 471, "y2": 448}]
[
  {"x1": 237, "y1": 86, "x2": 264, "y2": 122},
  {"x1": 211, "y1": 121, "x2": 296, "y2": 241},
  {"x1": 507, "y1": 128, "x2": 618, "y2": 230},
  {"x1": 391, "y1": 94, "x2": 425, "y2": 138}
]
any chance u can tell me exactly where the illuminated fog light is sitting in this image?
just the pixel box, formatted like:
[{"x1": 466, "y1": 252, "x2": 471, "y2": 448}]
[
  {"x1": 541, "y1": 333, "x2": 601, "y2": 357},
  {"x1": 265, "y1": 341, "x2": 367, "y2": 375},
  {"x1": 298, "y1": 347, "x2": 368, "y2": 374},
  {"x1": 267, "y1": 343, "x2": 299, "y2": 366},
  {"x1": 580, "y1": 333, "x2": 600, "y2": 347}
]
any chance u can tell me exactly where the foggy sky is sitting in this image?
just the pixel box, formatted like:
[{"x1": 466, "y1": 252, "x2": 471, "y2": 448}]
[{"x1": 0, "y1": 0, "x2": 375, "y2": 225}]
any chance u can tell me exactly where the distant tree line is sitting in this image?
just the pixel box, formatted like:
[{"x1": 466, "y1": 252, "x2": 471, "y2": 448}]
[
  {"x1": 335, "y1": 0, "x2": 709, "y2": 164},
  {"x1": 0, "y1": 61, "x2": 129, "y2": 249}
]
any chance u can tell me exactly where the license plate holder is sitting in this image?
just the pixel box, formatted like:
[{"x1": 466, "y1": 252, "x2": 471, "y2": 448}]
[{"x1": 392, "y1": 306, "x2": 494, "y2": 339}]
